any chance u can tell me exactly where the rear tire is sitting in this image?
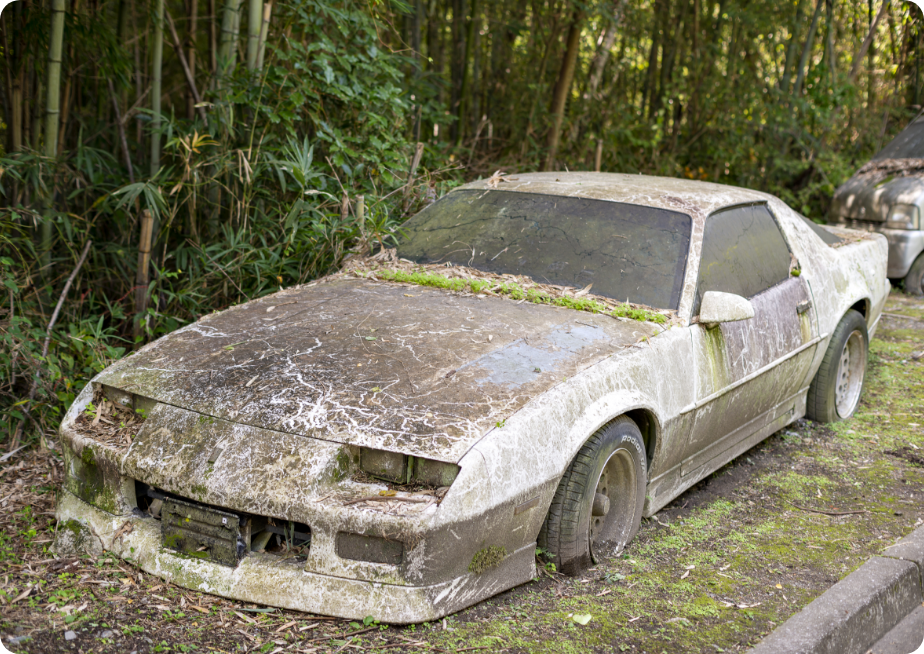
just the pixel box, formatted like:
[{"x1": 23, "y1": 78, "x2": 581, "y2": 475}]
[
  {"x1": 904, "y1": 253, "x2": 924, "y2": 297},
  {"x1": 806, "y1": 310, "x2": 868, "y2": 422},
  {"x1": 538, "y1": 417, "x2": 646, "y2": 576}
]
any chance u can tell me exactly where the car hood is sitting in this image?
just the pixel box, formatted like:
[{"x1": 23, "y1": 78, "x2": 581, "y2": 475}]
[
  {"x1": 97, "y1": 276, "x2": 661, "y2": 462},
  {"x1": 832, "y1": 169, "x2": 924, "y2": 222}
]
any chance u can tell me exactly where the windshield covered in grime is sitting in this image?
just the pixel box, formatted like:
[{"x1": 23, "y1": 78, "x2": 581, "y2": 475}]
[
  {"x1": 873, "y1": 117, "x2": 924, "y2": 160},
  {"x1": 396, "y1": 189, "x2": 692, "y2": 311}
]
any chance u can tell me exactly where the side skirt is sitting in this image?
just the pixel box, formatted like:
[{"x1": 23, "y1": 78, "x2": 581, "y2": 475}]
[{"x1": 643, "y1": 388, "x2": 807, "y2": 517}]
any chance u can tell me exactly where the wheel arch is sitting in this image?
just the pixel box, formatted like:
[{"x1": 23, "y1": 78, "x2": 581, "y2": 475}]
[
  {"x1": 564, "y1": 399, "x2": 663, "y2": 475},
  {"x1": 849, "y1": 298, "x2": 869, "y2": 320},
  {"x1": 623, "y1": 408, "x2": 659, "y2": 471}
]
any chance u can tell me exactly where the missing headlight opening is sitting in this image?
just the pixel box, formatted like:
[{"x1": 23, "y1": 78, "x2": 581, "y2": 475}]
[
  {"x1": 359, "y1": 447, "x2": 460, "y2": 487},
  {"x1": 134, "y1": 482, "x2": 311, "y2": 565}
]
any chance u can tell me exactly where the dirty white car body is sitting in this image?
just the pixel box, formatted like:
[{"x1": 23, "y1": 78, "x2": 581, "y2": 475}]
[{"x1": 56, "y1": 173, "x2": 889, "y2": 623}]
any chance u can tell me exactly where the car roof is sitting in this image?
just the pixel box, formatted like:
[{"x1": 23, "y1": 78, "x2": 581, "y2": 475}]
[{"x1": 455, "y1": 172, "x2": 770, "y2": 224}]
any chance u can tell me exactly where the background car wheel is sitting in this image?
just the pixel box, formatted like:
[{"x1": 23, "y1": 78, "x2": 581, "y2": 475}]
[
  {"x1": 806, "y1": 309, "x2": 868, "y2": 423},
  {"x1": 903, "y1": 253, "x2": 924, "y2": 297},
  {"x1": 538, "y1": 417, "x2": 647, "y2": 576}
]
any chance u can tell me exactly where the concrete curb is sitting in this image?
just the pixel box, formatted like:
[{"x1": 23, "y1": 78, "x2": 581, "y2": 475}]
[{"x1": 750, "y1": 526, "x2": 924, "y2": 654}]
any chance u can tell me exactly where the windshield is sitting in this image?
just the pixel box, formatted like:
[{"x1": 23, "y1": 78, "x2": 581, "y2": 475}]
[
  {"x1": 874, "y1": 118, "x2": 924, "y2": 160},
  {"x1": 396, "y1": 190, "x2": 692, "y2": 310}
]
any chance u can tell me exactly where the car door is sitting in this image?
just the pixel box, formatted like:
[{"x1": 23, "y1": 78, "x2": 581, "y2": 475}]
[{"x1": 680, "y1": 203, "x2": 820, "y2": 480}]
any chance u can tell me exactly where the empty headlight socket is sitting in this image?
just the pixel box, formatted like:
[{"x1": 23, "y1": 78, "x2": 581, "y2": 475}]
[
  {"x1": 359, "y1": 447, "x2": 459, "y2": 487},
  {"x1": 98, "y1": 383, "x2": 158, "y2": 416}
]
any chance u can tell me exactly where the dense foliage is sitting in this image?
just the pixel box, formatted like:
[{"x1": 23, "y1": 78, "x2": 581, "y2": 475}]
[{"x1": 0, "y1": 0, "x2": 920, "y2": 447}]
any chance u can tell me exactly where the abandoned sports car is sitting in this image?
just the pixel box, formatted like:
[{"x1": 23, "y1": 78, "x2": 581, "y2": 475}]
[{"x1": 55, "y1": 173, "x2": 889, "y2": 623}]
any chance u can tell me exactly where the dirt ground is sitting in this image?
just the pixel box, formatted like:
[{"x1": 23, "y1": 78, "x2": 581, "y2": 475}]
[{"x1": 1, "y1": 291, "x2": 923, "y2": 654}]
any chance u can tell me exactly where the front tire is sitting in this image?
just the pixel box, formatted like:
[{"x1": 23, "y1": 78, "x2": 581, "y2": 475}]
[
  {"x1": 904, "y1": 253, "x2": 924, "y2": 297},
  {"x1": 806, "y1": 309, "x2": 868, "y2": 422},
  {"x1": 538, "y1": 417, "x2": 647, "y2": 575}
]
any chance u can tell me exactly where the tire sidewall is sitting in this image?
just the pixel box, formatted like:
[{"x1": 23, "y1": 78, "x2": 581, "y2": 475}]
[
  {"x1": 822, "y1": 311, "x2": 869, "y2": 421},
  {"x1": 905, "y1": 253, "x2": 924, "y2": 297},
  {"x1": 569, "y1": 421, "x2": 647, "y2": 571}
]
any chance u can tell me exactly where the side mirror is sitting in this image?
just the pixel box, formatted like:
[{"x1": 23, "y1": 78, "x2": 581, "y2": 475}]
[{"x1": 699, "y1": 291, "x2": 755, "y2": 329}]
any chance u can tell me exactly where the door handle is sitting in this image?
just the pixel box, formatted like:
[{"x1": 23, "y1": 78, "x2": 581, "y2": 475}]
[{"x1": 797, "y1": 300, "x2": 811, "y2": 315}]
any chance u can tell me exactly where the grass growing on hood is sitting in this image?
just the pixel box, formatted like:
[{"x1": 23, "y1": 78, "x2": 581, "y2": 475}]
[{"x1": 365, "y1": 268, "x2": 668, "y2": 324}]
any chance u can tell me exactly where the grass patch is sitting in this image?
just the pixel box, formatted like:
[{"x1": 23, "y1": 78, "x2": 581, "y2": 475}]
[{"x1": 374, "y1": 269, "x2": 667, "y2": 324}]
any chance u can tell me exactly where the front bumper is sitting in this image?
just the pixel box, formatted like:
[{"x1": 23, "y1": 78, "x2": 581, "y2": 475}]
[
  {"x1": 54, "y1": 382, "x2": 546, "y2": 622},
  {"x1": 879, "y1": 229, "x2": 924, "y2": 278},
  {"x1": 56, "y1": 489, "x2": 535, "y2": 623}
]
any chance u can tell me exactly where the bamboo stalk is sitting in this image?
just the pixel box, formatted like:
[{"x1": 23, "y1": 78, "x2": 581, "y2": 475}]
[
  {"x1": 44, "y1": 0, "x2": 66, "y2": 159},
  {"x1": 134, "y1": 210, "x2": 154, "y2": 344},
  {"x1": 340, "y1": 192, "x2": 350, "y2": 221},
  {"x1": 246, "y1": 0, "x2": 262, "y2": 70},
  {"x1": 594, "y1": 139, "x2": 603, "y2": 172},
  {"x1": 218, "y1": 0, "x2": 242, "y2": 80},
  {"x1": 209, "y1": 0, "x2": 217, "y2": 76},
  {"x1": 166, "y1": 11, "x2": 209, "y2": 126},
  {"x1": 10, "y1": 2, "x2": 23, "y2": 152},
  {"x1": 151, "y1": 0, "x2": 164, "y2": 175},
  {"x1": 23, "y1": 57, "x2": 32, "y2": 149},
  {"x1": 0, "y1": 10, "x2": 13, "y2": 154},
  {"x1": 133, "y1": 0, "x2": 143, "y2": 151},
  {"x1": 57, "y1": 73, "x2": 72, "y2": 156},
  {"x1": 256, "y1": 1, "x2": 272, "y2": 70},
  {"x1": 31, "y1": 76, "x2": 42, "y2": 151}
]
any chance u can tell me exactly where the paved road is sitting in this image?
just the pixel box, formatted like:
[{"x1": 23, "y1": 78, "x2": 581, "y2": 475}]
[{"x1": 870, "y1": 605, "x2": 924, "y2": 654}]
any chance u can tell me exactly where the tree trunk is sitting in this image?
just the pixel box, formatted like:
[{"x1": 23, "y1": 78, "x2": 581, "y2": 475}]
[
  {"x1": 456, "y1": 0, "x2": 478, "y2": 145},
  {"x1": 849, "y1": 0, "x2": 887, "y2": 84},
  {"x1": 151, "y1": 0, "x2": 164, "y2": 176},
  {"x1": 642, "y1": 1, "x2": 663, "y2": 119},
  {"x1": 543, "y1": 8, "x2": 584, "y2": 171},
  {"x1": 450, "y1": 0, "x2": 466, "y2": 143},
  {"x1": 793, "y1": 0, "x2": 824, "y2": 98},
  {"x1": 779, "y1": 0, "x2": 807, "y2": 93},
  {"x1": 587, "y1": 0, "x2": 626, "y2": 98},
  {"x1": 246, "y1": 0, "x2": 262, "y2": 70}
]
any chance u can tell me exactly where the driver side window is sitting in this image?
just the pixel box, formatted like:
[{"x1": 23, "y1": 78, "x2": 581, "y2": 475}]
[{"x1": 694, "y1": 204, "x2": 792, "y2": 315}]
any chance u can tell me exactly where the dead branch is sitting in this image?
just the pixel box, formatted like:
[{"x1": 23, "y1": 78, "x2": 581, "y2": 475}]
[
  {"x1": 186, "y1": 239, "x2": 251, "y2": 301},
  {"x1": 165, "y1": 11, "x2": 209, "y2": 127},
  {"x1": 11, "y1": 240, "x2": 92, "y2": 451},
  {"x1": 785, "y1": 500, "x2": 867, "y2": 517}
]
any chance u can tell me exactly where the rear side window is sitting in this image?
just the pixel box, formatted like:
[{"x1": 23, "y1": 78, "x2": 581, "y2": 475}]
[
  {"x1": 694, "y1": 204, "x2": 792, "y2": 314},
  {"x1": 800, "y1": 214, "x2": 843, "y2": 246}
]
